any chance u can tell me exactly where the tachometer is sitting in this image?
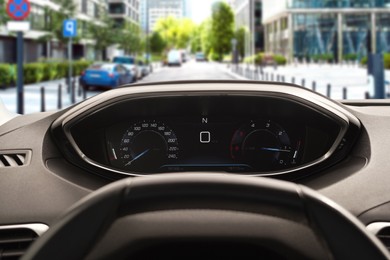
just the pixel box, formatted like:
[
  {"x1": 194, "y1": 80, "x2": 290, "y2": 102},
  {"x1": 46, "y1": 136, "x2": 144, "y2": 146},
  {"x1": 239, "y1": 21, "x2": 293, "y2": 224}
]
[
  {"x1": 230, "y1": 120, "x2": 300, "y2": 171},
  {"x1": 119, "y1": 120, "x2": 179, "y2": 172}
]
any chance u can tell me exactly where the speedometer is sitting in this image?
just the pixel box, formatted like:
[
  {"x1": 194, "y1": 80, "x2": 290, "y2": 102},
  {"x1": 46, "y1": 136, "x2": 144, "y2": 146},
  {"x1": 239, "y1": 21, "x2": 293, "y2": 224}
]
[{"x1": 119, "y1": 120, "x2": 179, "y2": 173}]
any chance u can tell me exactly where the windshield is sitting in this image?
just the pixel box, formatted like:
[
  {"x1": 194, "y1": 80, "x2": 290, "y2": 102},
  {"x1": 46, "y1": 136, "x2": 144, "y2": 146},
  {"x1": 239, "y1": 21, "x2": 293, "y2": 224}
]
[{"x1": 0, "y1": 0, "x2": 389, "y2": 114}]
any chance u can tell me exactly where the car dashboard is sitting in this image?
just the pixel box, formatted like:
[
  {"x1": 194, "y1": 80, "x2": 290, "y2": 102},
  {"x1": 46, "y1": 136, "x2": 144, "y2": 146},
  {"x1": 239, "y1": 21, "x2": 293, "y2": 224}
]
[{"x1": 2, "y1": 81, "x2": 390, "y2": 258}]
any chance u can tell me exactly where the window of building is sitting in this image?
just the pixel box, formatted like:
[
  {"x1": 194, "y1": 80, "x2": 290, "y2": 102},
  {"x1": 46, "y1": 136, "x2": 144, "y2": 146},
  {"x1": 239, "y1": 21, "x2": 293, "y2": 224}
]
[
  {"x1": 109, "y1": 3, "x2": 126, "y2": 14},
  {"x1": 376, "y1": 13, "x2": 390, "y2": 53}
]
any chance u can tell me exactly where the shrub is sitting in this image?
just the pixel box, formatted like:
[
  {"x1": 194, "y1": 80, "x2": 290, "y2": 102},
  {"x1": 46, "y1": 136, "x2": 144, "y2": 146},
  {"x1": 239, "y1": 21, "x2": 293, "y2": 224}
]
[
  {"x1": 343, "y1": 53, "x2": 358, "y2": 61},
  {"x1": 0, "y1": 64, "x2": 13, "y2": 87},
  {"x1": 56, "y1": 62, "x2": 68, "y2": 79},
  {"x1": 23, "y1": 63, "x2": 44, "y2": 84},
  {"x1": 311, "y1": 53, "x2": 334, "y2": 63},
  {"x1": 42, "y1": 63, "x2": 58, "y2": 81},
  {"x1": 273, "y1": 55, "x2": 287, "y2": 65},
  {"x1": 384, "y1": 53, "x2": 390, "y2": 69},
  {"x1": 208, "y1": 51, "x2": 220, "y2": 61},
  {"x1": 73, "y1": 60, "x2": 91, "y2": 76},
  {"x1": 360, "y1": 56, "x2": 368, "y2": 66}
]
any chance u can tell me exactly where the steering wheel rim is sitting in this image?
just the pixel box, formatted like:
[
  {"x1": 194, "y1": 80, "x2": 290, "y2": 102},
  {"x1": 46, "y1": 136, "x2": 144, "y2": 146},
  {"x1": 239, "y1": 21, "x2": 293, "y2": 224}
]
[{"x1": 22, "y1": 174, "x2": 390, "y2": 260}]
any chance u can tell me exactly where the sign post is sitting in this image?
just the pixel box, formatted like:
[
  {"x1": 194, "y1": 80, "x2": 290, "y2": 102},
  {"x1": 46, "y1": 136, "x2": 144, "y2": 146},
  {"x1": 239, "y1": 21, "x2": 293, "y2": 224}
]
[
  {"x1": 63, "y1": 19, "x2": 77, "y2": 104},
  {"x1": 6, "y1": 0, "x2": 31, "y2": 115}
]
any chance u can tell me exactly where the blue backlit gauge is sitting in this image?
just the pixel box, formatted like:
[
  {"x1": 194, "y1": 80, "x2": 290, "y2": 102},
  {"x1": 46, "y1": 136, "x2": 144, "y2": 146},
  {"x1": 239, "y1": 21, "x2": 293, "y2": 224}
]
[
  {"x1": 230, "y1": 120, "x2": 296, "y2": 171},
  {"x1": 119, "y1": 120, "x2": 179, "y2": 172}
]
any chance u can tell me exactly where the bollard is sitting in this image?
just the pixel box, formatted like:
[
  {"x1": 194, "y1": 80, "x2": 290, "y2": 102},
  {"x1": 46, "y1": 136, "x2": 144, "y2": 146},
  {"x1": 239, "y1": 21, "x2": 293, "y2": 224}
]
[
  {"x1": 271, "y1": 74, "x2": 274, "y2": 81},
  {"x1": 66, "y1": 78, "x2": 70, "y2": 94},
  {"x1": 312, "y1": 81, "x2": 316, "y2": 92},
  {"x1": 292, "y1": 77, "x2": 295, "y2": 84},
  {"x1": 265, "y1": 73, "x2": 268, "y2": 81},
  {"x1": 327, "y1": 84, "x2": 331, "y2": 98},
  {"x1": 71, "y1": 79, "x2": 76, "y2": 104},
  {"x1": 277, "y1": 75, "x2": 280, "y2": 82},
  {"x1": 301, "y1": 79, "x2": 305, "y2": 88},
  {"x1": 365, "y1": 91, "x2": 370, "y2": 99},
  {"x1": 343, "y1": 87, "x2": 347, "y2": 99},
  {"x1": 57, "y1": 84, "x2": 62, "y2": 109},
  {"x1": 40, "y1": 86, "x2": 45, "y2": 112},
  {"x1": 78, "y1": 81, "x2": 82, "y2": 97},
  {"x1": 281, "y1": 76, "x2": 285, "y2": 82},
  {"x1": 83, "y1": 86, "x2": 87, "y2": 100}
]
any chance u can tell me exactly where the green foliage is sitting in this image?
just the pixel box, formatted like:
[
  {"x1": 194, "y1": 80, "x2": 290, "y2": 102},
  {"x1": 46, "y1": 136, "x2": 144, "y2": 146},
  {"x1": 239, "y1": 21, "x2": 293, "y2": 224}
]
[
  {"x1": 343, "y1": 53, "x2": 358, "y2": 61},
  {"x1": 150, "y1": 32, "x2": 166, "y2": 54},
  {"x1": 72, "y1": 60, "x2": 91, "y2": 76},
  {"x1": 360, "y1": 56, "x2": 368, "y2": 65},
  {"x1": 39, "y1": 0, "x2": 78, "y2": 46},
  {"x1": 0, "y1": 0, "x2": 10, "y2": 25},
  {"x1": 311, "y1": 53, "x2": 334, "y2": 63},
  {"x1": 273, "y1": 55, "x2": 287, "y2": 65},
  {"x1": 88, "y1": 16, "x2": 117, "y2": 54},
  {"x1": 208, "y1": 51, "x2": 219, "y2": 61},
  {"x1": 154, "y1": 16, "x2": 195, "y2": 49},
  {"x1": 235, "y1": 27, "x2": 246, "y2": 61},
  {"x1": 23, "y1": 63, "x2": 45, "y2": 84},
  {"x1": 201, "y1": 19, "x2": 213, "y2": 56},
  {"x1": 117, "y1": 22, "x2": 142, "y2": 55},
  {"x1": 244, "y1": 53, "x2": 264, "y2": 65},
  {"x1": 210, "y1": 2, "x2": 234, "y2": 61},
  {"x1": 384, "y1": 53, "x2": 390, "y2": 69},
  {"x1": 0, "y1": 64, "x2": 13, "y2": 87},
  {"x1": 42, "y1": 63, "x2": 58, "y2": 81}
]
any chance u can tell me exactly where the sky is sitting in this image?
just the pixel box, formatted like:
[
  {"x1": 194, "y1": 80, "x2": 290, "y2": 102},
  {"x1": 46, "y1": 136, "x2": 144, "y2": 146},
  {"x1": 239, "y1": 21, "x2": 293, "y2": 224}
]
[{"x1": 190, "y1": 0, "x2": 217, "y2": 24}]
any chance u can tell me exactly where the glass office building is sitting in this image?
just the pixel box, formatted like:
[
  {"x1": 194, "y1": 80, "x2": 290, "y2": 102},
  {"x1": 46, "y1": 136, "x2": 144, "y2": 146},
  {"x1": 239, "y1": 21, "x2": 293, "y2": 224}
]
[{"x1": 263, "y1": 0, "x2": 390, "y2": 62}]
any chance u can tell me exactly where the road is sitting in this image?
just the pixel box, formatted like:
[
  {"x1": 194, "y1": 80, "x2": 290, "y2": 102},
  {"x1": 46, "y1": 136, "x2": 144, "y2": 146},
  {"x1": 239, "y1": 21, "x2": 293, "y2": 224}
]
[{"x1": 140, "y1": 60, "x2": 235, "y2": 83}]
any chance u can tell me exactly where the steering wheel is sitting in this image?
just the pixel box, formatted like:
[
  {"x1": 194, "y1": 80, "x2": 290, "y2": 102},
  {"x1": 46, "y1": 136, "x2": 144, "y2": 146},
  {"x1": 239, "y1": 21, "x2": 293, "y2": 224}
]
[{"x1": 22, "y1": 174, "x2": 389, "y2": 260}]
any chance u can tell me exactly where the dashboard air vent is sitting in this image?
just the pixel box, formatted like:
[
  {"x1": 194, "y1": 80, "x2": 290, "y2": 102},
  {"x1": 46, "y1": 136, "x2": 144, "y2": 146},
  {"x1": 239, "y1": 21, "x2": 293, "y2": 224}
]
[
  {"x1": 376, "y1": 227, "x2": 390, "y2": 251},
  {"x1": 0, "y1": 151, "x2": 30, "y2": 168},
  {"x1": 0, "y1": 228, "x2": 38, "y2": 259}
]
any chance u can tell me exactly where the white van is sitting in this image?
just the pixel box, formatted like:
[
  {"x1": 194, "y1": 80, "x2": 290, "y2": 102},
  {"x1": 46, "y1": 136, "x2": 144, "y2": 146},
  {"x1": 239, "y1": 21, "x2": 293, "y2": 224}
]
[{"x1": 167, "y1": 50, "x2": 182, "y2": 66}]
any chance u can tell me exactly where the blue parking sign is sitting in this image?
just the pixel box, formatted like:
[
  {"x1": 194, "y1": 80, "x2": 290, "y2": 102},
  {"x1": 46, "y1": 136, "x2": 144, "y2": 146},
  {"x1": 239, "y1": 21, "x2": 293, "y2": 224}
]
[{"x1": 63, "y1": 19, "x2": 77, "y2": 38}]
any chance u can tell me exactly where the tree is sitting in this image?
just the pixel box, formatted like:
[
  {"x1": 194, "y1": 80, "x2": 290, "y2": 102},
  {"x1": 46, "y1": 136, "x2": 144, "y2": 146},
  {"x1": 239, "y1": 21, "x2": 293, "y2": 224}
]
[
  {"x1": 39, "y1": 0, "x2": 78, "y2": 47},
  {"x1": 117, "y1": 22, "x2": 142, "y2": 55},
  {"x1": 200, "y1": 19, "x2": 213, "y2": 56},
  {"x1": 154, "y1": 16, "x2": 195, "y2": 49},
  {"x1": 150, "y1": 32, "x2": 166, "y2": 54},
  {"x1": 88, "y1": 16, "x2": 117, "y2": 60},
  {"x1": 0, "y1": 0, "x2": 9, "y2": 25},
  {"x1": 235, "y1": 26, "x2": 246, "y2": 61},
  {"x1": 210, "y1": 2, "x2": 234, "y2": 61}
]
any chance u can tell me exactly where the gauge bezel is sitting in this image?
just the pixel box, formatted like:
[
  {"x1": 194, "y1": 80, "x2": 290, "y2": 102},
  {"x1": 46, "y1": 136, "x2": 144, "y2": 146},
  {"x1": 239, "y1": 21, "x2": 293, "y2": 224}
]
[{"x1": 51, "y1": 81, "x2": 360, "y2": 180}]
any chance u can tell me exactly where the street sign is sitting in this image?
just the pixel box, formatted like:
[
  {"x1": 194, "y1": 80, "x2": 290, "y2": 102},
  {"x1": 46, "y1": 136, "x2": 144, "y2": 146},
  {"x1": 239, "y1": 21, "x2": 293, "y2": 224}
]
[
  {"x1": 7, "y1": 21, "x2": 30, "y2": 31},
  {"x1": 6, "y1": 0, "x2": 31, "y2": 20},
  {"x1": 63, "y1": 20, "x2": 77, "y2": 38}
]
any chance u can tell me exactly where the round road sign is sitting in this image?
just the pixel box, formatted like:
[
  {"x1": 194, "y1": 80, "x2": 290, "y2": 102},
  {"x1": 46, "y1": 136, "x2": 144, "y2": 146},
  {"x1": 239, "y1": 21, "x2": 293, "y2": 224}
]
[{"x1": 7, "y1": 0, "x2": 31, "y2": 21}]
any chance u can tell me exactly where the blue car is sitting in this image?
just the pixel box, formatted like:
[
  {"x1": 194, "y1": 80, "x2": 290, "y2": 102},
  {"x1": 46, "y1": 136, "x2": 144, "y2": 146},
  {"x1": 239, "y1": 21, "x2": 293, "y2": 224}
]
[{"x1": 80, "y1": 63, "x2": 134, "y2": 90}]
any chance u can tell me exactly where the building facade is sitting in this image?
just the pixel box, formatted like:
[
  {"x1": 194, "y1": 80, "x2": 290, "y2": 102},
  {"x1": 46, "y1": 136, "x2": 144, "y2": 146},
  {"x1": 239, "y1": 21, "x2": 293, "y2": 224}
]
[
  {"x1": 0, "y1": 0, "x2": 110, "y2": 63},
  {"x1": 140, "y1": 0, "x2": 191, "y2": 32},
  {"x1": 263, "y1": 0, "x2": 390, "y2": 62},
  {"x1": 108, "y1": 0, "x2": 140, "y2": 28},
  {"x1": 229, "y1": 0, "x2": 264, "y2": 59}
]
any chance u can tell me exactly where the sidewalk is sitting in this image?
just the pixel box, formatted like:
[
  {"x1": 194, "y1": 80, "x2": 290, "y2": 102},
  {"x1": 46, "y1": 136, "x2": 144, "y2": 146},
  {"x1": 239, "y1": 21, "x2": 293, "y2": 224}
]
[
  {"x1": 0, "y1": 62, "x2": 163, "y2": 115},
  {"x1": 225, "y1": 63, "x2": 390, "y2": 100},
  {"x1": 0, "y1": 78, "x2": 97, "y2": 115}
]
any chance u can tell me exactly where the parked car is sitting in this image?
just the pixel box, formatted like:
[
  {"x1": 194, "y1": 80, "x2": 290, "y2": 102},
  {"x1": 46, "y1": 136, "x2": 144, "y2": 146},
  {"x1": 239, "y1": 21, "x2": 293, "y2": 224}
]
[
  {"x1": 79, "y1": 63, "x2": 133, "y2": 90},
  {"x1": 112, "y1": 56, "x2": 140, "y2": 81},
  {"x1": 195, "y1": 52, "x2": 207, "y2": 62},
  {"x1": 167, "y1": 49, "x2": 182, "y2": 66},
  {"x1": 137, "y1": 60, "x2": 150, "y2": 77}
]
